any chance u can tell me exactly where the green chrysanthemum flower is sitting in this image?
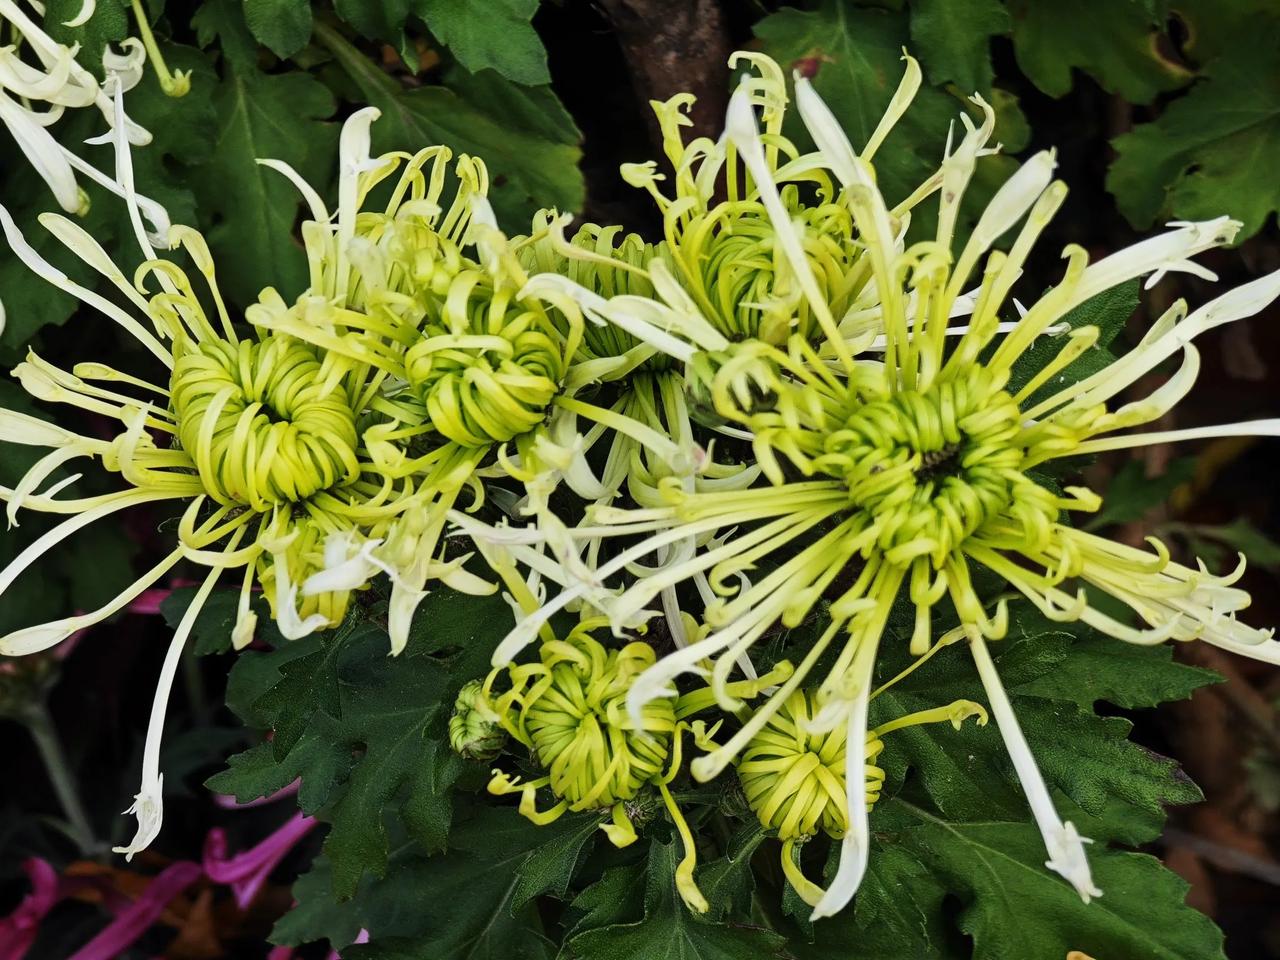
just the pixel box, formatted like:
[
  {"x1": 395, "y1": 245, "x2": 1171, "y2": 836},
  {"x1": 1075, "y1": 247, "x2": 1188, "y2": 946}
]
[
  {"x1": 483, "y1": 618, "x2": 708, "y2": 912},
  {"x1": 718, "y1": 680, "x2": 985, "y2": 907},
  {"x1": 448, "y1": 678, "x2": 506, "y2": 761},
  {"x1": 492, "y1": 56, "x2": 1280, "y2": 917},
  {"x1": 248, "y1": 108, "x2": 619, "y2": 642},
  {"x1": 0, "y1": 108, "x2": 440, "y2": 861},
  {"x1": 508, "y1": 51, "x2": 980, "y2": 652},
  {"x1": 621, "y1": 52, "x2": 911, "y2": 348},
  {"x1": 482, "y1": 615, "x2": 794, "y2": 914}
]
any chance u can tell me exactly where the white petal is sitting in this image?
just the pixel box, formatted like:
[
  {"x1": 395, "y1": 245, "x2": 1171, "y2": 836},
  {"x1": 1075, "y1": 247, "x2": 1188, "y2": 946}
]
[
  {"x1": 63, "y1": 0, "x2": 94, "y2": 27},
  {"x1": 969, "y1": 634, "x2": 1100, "y2": 902},
  {"x1": 810, "y1": 692, "x2": 870, "y2": 919}
]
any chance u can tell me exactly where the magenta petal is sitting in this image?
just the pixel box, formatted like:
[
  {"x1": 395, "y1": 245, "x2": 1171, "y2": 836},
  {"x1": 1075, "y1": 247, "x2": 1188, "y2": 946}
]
[
  {"x1": 65, "y1": 861, "x2": 202, "y2": 960},
  {"x1": 127, "y1": 589, "x2": 173, "y2": 617},
  {"x1": 203, "y1": 812, "x2": 317, "y2": 910},
  {"x1": 212, "y1": 779, "x2": 300, "y2": 810},
  {"x1": 329, "y1": 928, "x2": 369, "y2": 960},
  {"x1": 0, "y1": 859, "x2": 60, "y2": 960}
]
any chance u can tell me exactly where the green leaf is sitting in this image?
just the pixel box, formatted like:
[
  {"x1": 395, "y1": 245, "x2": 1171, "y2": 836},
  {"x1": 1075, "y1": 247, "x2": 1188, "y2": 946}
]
[
  {"x1": 43, "y1": 0, "x2": 130, "y2": 75},
  {"x1": 192, "y1": 0, "x2": 261, "y2": 66},
  {"x1": 869, "y1": 613, "x2": 1207, "y2": 843},
  {"x1": 1083, "y1": 458, "x2": 1195, "y2": 530},
  {"x1": 788, "y1": 842, "x2": 950, "y2": 958},
  {"x1": 121, "y1": 45, "x2": 219, "y2": 228},
  {"x1": 271, "y1": 853, "x2": 366, "y2": 949},
  {"x1": 1006, "y1": 614, "x2": 1220, "y2": 711},
  {"x1": 0, "y1": 206, "x2": 76, "y2": 353},
  {"x1": 1007, "y1": 0, "x2": 1191, "y2": 103},
  {"x1": 564, "y1": 863, "x2": 647, "y2": 937},
  {"x1": 1108, "y1": 15, "x2": 1280, "y2": 239},
  {"x1": 242, "y1": 0, "x2": 314, "y2": 59},
  {"x1": 207, "y1": 629, "x2": 357, "y2": 812},
  {"x1": 909, "y1": 0, "x2": 1010, "y2": 94},
  {"x1": 193, "y1": 61, "x2": 337, "y2": 306},
  {"x1": 306, "y1": 808, "x2": 558, "y2": 959},
  {"x1": 0, "y1": 39, "x2": 212, "y2": 352},
  {"x1": 891, "y1": 800, "x2": 1227, "y2": 960},
  {"x1": 0, "y1": 94, "x2": 133, "y2": 353},
  {"x1": 754, "y1": 2, "x2": 955, "y2": 213},
  {"x1": 509, "y1": 812, "x2": 601, "y2": 909},
  {"x1": 1170, "y1": 518, "x2": 1280, "y2": 572},
  {"x1": 334, "y1": 0, "x2": 412, "y2": 44},
  {"x1": 317, "y1": 24, "x2": 582, "y2": 233},
  {"x1": 285, "y1": 625, "x2": 454, "y2": 895},
  {"x1": 567, "y1": 840, "x2": 788, "y2": 960},
  {"x1": 159, "y1": 587, "x2": 284, "y2": 656},
  {"x1": 416, "y1": 0, "x2": 550, "y2": 86},
  {"x1": 206, "y1": 740, "x2": 306, "y2": 802},
  {"x1": 697, "y1": 824, "x2": 765, "y2": 921},
  {"x1": 211, "y1": 586, "x2": 524, "y2": 898}
]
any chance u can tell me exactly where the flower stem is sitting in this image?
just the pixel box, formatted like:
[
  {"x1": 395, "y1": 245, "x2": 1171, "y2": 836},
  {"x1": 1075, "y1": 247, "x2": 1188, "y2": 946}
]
[
  {"x1": 129, "y1": 0, "x2": 190, "y2": 97},
  {"x1": 24, "y1": 701, "x2": 98, "y2": 855}
]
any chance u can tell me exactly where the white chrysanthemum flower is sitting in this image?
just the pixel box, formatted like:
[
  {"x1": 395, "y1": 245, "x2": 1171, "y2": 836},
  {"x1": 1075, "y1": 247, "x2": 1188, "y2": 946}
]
[{"x1": 0, "y1": 0, "x2": 156, "y2": 212}]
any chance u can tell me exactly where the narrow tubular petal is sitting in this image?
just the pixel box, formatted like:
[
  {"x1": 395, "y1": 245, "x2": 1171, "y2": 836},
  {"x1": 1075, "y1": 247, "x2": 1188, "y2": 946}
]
[
  {"x1": 114, "y1": 551, "x2": 230, "y2": 859},
  {"x1": 969, "y1": 634, "x2": 1100, "y2": 902},
  {"x1": 63, "y1": 0, "x2": 95, "y2": 27},
  {"x1": 1068, "y1": 419, "x2": 1280, "y2": 457},
  {"x1": 0, "y1": 489, "x2": 170, "y2": 601},
  {"x1": 0, "y1": 548, "x2": 184, "y2": 656},
  {"x1": 723, "y1": 84, "x2": 854, "y2": 371},
  {"x1": 809, "y1": 691, "x2": 870, "y2": 919}
]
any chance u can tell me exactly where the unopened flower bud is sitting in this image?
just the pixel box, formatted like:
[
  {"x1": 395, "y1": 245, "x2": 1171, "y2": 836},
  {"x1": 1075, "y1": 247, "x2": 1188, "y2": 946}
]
[{"x1": 448, "y1": 680, "x2": 505, "y2": 761}]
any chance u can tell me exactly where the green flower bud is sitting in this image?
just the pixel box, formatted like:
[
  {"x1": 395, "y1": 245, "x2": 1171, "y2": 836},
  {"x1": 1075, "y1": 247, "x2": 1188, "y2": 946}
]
[{"x1": 448, "y1": 680, "x2": 506, "y2": 761}]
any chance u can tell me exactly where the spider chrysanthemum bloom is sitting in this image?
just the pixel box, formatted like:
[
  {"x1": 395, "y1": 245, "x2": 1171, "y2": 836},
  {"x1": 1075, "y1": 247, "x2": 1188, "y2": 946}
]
[
  {"x1": 721, "y1": 683, "x2": 985, "y2": 906},
  {"x1": 520, "y1": 50, "x2": 988, "y2": 482},
  {"x1": 482, "y1": 619, "x2": 707, "y2": 912},
  {"x1": 619, "y1": 51, "x2": 886, "y2": 347},
  {"x1": 512, "y1": 50, "x2": 989, "y2": 648},
  {"x1": 0, "y1": 102, "x2": 433, "y2": 859},
  {"x1": 494, "y1": 64, "x2": 1280, "y2": 916},
  {"x1": 249, "y1": 109, "x2": 612, "y2": 637}
]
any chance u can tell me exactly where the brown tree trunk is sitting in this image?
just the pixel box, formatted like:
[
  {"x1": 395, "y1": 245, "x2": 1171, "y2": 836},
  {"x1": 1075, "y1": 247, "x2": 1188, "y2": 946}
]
[{"x1": 597, "y1": 0, "x2": 733, "y2": 152}]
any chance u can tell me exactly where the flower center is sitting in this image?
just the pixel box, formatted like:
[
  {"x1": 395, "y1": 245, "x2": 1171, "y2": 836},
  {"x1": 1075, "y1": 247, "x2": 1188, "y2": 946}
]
[
  {"x1": 170, "y1": 337, "x2": 361, "y2": 509},
  {"x1": 820, "y1": 373, "x2": 1053, "y2": 557},
  {"x1": 679, "y1": 197, "x2": 858, "y2": 346},
  {"x1": 404, "y1": 308, "x2": 566, "y2": 449}
]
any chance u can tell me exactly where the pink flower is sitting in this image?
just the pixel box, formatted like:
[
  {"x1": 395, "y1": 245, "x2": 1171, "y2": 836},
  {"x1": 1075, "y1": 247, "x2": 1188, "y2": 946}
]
[
  {"x1": 266, "y1": 927, "x2": 366, "y2": 960},
  {"x1": 203, "y1": 812, "x2": 318, "y2": 910},
  {"x1": 123, "y1": 579, "x2": 199, "y2": 617},
  {"x1": 213, "y1": 779, "x2": 300, "y2": 810},
  {"x1": 0, "y1": 859, "x2": 58, "y2": 960},
  {"x1": 126, "y1": 589, "x2": 174, "y2": 617},
  {"x1": 66, "y1": 861, "x2": 202, "y2": 960},
  {"x1": 0, "y1": 859, "x2": 138, "y2": 960}
]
